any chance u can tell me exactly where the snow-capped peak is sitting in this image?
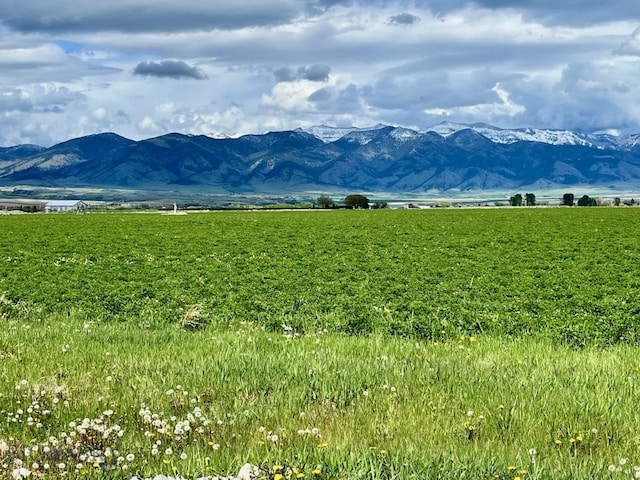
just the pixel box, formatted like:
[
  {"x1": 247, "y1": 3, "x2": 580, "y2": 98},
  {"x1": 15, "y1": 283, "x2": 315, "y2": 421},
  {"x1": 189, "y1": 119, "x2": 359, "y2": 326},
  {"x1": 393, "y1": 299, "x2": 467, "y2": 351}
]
[
  {"x1": 299, "y1": 124, "x2": 388, "y2": 143},
  {"x1": 424, "y1": 121, "x2": 472, "y2": 137},
  {"x1": 390, "y1": 127, "x2": 421, "y2": 142},
  {"x1": 204, "y1": 132, "x2": 233, "y2": 140},
  {"x1": 295, "y1": 122, "x2": 639, "y2": 150},
  {"x1": 423, "y1": 122, "x2": 598, "y2": 147}
]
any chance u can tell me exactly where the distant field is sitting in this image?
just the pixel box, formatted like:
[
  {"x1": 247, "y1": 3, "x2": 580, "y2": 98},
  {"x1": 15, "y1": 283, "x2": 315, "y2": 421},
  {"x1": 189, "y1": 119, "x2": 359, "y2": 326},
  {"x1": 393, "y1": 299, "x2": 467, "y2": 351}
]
[
  {"x1": 2, "y1": 209, "x2": 640, "y2": 479},
  {"x1": 2, "y1": 208, "x2": 640, "y2": 345}
]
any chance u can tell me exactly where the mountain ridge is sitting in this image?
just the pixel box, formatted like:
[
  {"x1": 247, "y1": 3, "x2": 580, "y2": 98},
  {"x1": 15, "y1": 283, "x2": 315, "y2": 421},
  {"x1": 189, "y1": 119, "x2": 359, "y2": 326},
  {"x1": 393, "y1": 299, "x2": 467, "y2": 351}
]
[{"x1": 2, "y1": 122, "x2": 640, "y2": 195}]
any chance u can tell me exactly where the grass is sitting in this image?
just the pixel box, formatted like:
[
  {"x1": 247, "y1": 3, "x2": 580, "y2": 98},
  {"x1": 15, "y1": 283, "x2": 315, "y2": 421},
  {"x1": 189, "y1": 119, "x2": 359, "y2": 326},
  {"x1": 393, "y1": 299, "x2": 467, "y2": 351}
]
[
  {"x1": 2, "y1": 316, "x2": 640, "y2": 478},
  {"x1": 2, "y1": 208, "x2": 640, "y2": 478}
]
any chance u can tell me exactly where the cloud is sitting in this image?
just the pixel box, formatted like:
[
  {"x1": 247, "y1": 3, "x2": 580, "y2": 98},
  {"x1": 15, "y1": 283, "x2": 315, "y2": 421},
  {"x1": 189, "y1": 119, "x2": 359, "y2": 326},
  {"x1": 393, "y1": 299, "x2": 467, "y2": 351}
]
[
  {"x1": 298, "y1": 64, "x2": 331, "y2": 82},
  {"x1": 2, "y1": 1, "x2": 640, "y2": 146},
  {"x1": 616, "y1": 27, "x2": 640, "y2": 56},
  {"x1": 274, "y1": 64, "x2": 331, "y2": 83},
  {"x1": 133, "y1": 61, "x2": 208, "y2": 80},
  {"x1": 0, "y1": 41, "x2": 119, "y2": 84},
  {"x1": 438, "y1": 0, "x2": 640, "y2": 26},
  {"x1": 273, "y1": 67, "x2": 297, "y2": 82},
  {"x1": 0, "y1": 84, "x2": 85, "y2": 113},
  {"x1": 387, "y1": 13, "x2": 420, "y2": 26},
  {"x1": 0, "y1": 1, "x2": 301, "y2": 33},
  {"x1": 0, "y1": 84, "x2": 89, "y2": 146},
  {"x1": 308, "y1": 83, "x2": 363, "y2": 112}
]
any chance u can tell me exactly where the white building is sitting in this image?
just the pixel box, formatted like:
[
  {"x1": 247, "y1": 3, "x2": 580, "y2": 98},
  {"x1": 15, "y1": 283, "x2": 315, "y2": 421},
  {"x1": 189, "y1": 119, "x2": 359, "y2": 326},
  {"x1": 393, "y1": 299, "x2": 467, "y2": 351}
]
[{"x1": 44, "y1": 200, "x2": 88, "y2": 213}]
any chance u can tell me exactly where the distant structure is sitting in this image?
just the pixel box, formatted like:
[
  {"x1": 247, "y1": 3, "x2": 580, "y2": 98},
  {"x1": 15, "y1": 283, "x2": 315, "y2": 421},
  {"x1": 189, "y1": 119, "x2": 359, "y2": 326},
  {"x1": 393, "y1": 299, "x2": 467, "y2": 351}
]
[
  {"x1": 163, "y1": 202, "x2": 187, "y2": 215},
  {"x1": 44, "y1": 200, "x2": 88, "y2": 213}
]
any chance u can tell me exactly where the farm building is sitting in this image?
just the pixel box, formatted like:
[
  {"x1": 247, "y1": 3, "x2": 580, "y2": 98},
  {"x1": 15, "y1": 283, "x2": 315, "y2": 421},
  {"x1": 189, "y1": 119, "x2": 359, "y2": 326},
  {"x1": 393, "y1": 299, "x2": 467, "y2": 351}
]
[{"x1": 44, "y1": 200, "x2": 88, "y2": 213}]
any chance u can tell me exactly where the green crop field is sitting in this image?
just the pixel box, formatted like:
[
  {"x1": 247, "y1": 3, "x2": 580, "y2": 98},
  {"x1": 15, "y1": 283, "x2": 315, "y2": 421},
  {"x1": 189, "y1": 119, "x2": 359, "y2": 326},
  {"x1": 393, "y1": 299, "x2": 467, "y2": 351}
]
[{"x1": 1, "y1": 208, "x2": 640, "y2": 479}]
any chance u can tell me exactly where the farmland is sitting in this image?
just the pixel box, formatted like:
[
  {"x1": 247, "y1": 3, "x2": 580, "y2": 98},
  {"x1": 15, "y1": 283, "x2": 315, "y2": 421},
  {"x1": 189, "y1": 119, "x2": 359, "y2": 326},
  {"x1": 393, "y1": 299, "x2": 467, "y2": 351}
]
[{"x1": 1, "y1": 208, "x2": 640, "y2": 479}]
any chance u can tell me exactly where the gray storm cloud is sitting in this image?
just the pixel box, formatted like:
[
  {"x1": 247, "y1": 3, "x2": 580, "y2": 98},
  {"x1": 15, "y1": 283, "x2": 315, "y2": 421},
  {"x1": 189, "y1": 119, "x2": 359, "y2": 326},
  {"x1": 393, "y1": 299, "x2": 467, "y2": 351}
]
[
  {"x1": 274, "y1": 65, "x2": 331, "y2": 83},
  {"x1": 298, "y1": 64, "x2": 331, "y2": 82},
  {"x1": 387, "y1": 13, "x2": 420, "y2": 26},
  {"x1": 0, "y1": 1, "x2": 300, "y2": 33},
  {"x1": 133, "y1": 61, "x2": 208, "y2": 80}
]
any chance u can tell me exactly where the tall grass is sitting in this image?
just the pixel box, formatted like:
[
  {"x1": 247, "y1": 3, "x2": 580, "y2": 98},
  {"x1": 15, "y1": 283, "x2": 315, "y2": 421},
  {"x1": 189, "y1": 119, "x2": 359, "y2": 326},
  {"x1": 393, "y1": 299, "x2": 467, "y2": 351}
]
[{"x1": 2, "y1": 315, "x2": 640, "y2": 478}]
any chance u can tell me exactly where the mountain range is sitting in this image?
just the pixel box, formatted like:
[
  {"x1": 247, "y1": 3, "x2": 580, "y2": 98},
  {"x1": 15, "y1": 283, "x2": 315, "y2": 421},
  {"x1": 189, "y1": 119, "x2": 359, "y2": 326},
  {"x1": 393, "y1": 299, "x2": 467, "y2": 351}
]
[{"x1": 2, "y1": 122, "x2": 640, "y2": 196}]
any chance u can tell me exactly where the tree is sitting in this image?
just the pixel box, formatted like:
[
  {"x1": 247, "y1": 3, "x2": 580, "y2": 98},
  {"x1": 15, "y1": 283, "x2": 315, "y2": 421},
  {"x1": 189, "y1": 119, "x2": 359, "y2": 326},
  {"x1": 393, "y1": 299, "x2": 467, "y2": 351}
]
[
  {"x1": 562, "y1": 193, "x2": 574, "y2": 206},
  {"x1": 614, "y1": 197, "x2": 621, "y2": 206},
  {"x1": 525, "y1": 193, "x2": 536, "y2": 206},
  {"x1": 509, "y1": 193, "x2": 523, "y2": 206},
  {"x1": 372, "y1": 201, "x2": 388, "y2": 209},
  {"x1": 316, "y1": 195, "x2": 335, "y2": 209},
  {"x1": 344, "y1": 194, "x2": 370, "y2": 209},
  {"x1": 577, "y1": 195, "x2": 597, "y2": 206}
]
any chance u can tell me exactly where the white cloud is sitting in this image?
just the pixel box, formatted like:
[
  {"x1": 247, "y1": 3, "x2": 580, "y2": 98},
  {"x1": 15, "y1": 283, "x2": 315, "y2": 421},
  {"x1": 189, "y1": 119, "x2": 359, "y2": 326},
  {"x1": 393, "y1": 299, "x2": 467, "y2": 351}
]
[
  {"x1": 1, "y1": 1, "x2": 640, "y2": 146},
  {"x1": 617, "y1": 27, "x2": 640, "y2": 56},
  {"x1": 261, "y1": 79, "x2": 325, "y2": 112}
]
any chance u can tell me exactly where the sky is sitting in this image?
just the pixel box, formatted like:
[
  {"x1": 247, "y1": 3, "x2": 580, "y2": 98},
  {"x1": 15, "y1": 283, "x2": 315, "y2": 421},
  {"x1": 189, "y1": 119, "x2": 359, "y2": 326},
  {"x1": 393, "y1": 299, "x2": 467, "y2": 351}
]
[{"x1": 1, "y1": 0, "x2": 639, "y2": 147}]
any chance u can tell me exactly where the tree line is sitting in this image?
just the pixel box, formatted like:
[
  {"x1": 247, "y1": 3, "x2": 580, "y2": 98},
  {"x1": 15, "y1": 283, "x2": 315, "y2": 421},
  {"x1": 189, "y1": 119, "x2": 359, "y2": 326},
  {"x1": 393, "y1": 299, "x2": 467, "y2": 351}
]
[
  {"x1": 316, "y1": 194, "x2": 388, "y2": 209},
  {"x1": 510, "y1": 192, "x2": 636, "y2": 207}
]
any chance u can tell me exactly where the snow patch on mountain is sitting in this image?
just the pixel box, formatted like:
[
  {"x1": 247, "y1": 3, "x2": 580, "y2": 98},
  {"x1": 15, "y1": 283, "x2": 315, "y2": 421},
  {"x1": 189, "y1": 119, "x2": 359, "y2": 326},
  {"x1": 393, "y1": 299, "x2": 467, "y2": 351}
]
[
  {"x1": 620, "y1": 134, "x2": 640, "y2": 149},
  {"x1": 204, "y1": 132, "x2": 245, "y2": 140},
  {"x1": 390, "y1": 127, "x2": 421, "y2": 142},
  {"x1": 299, "y1": 121, "x2": 640, "y2": 150},
  {"x1": 299, "y1": 124, "x2": 387, "y2": 143},
  {"x1": 423, "y1": 122, "x2": 595, "y2": 147}
]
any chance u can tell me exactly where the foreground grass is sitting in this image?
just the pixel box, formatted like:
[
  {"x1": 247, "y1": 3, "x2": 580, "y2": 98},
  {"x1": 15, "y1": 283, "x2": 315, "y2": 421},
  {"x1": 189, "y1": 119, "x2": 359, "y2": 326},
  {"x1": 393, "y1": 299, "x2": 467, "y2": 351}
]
[{"x1": 2, "y1": 317, "x2": 640, "y2": 479}]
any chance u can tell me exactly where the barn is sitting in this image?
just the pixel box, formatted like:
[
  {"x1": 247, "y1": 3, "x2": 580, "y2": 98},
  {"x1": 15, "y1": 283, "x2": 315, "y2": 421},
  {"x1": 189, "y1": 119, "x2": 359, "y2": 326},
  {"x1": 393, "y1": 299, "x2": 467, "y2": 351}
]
[{"x1": 44, "y1": 200, "x2": 88, "y2": 213}]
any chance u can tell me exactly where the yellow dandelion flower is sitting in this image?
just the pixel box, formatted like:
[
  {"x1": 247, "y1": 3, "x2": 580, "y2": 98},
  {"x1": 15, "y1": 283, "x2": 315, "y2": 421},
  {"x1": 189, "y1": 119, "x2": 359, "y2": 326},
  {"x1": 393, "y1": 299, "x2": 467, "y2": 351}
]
[
  {"x1": 514, "y1": 477, "x2": 521, "y2": 480},
  {"x1": 317, "y1": 442, "x2": 328, "y2": 448},
  {"x1": 312, "y1": 469, "x2": 321, "y2": 475},
  {"x1": 274, "y1": 474, "x2": 284, "y2": 480},
  {"x1": 380, "y1": 449, "x2": 388, "y2": 455},
  {"x1": 508, "y1": 465, "x2": 517, "y2": 471},
  {"x1": 297, "y1": 473, "x2": 305, "y2": 478},
  {"x1": 576, "y1": 435, "x2": 583, "y2": 442},
  {"x1": 554, "y1": 439, "x2": 562, "y2": 445},
  {"x1": 469, "y1": 336, "x2": 477, "y2": 342},
  {"x1": 273, "y1": 465, "x2": 282, "y2": 472}
]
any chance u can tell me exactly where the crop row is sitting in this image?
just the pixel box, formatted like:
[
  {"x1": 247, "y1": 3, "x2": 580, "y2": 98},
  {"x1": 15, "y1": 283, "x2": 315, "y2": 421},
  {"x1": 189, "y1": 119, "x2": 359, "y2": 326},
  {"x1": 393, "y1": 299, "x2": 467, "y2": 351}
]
[{"x1": 1, "y1": 208, "x2": 639, "y2": 345}]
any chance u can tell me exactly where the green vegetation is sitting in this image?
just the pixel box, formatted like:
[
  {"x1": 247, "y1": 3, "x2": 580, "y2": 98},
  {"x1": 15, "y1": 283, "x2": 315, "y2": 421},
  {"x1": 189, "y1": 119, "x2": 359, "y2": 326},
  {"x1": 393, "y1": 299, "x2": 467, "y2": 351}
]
[
  {"x1": 578, "y1": 195, "x2": 598, "y2": 207},
  {"x1": 525, "y1": 193, "x2": 536, "y2": 206},
  {"x1": 2, "y1": 209, "x2": 640, "y2": 479},
  {"x1": 344, "y1": 194, "x2": 369, "y2": 209},
  {"x1": 316, "y1": 195, "x2": 336, "y2": 209},
  {"x1": 509, "y1": 193, "x2": 523, "y2": 206},
  {"x1": 2, "y1": 209, "x2": 639, "y2": 345}
]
